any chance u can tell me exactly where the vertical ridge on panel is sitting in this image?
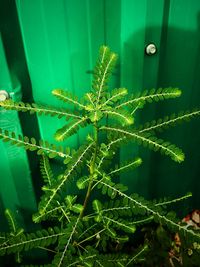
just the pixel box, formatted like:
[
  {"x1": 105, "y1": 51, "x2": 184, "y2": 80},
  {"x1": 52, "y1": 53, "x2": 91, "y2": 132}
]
[
  {"x1": 104, "y1": 0, "x2": 121, "y2": 84},
  {"x1": 0, "y1": 35, "x2": 37, "y2": 229},
  {"x1": 16, "y1": 0, "x2": 77, "y2": 147},
  {"x1": 104, "y1": 0, "x2": 121, "y2": 51},
  {"x1": 85, "y1": 0, "x2": 105, "y2": 80},
  {"x1": 139, "y1": 0, "x2": 165, "y2": 199},
  {"x1": 119, "y1": 0, "x2": 148, "y2": 195}
]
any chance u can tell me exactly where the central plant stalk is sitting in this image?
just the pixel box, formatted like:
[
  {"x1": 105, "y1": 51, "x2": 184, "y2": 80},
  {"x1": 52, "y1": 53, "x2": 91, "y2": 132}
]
[{"x1": 80, "y1": 121, "x2": 98, "y2": 218}]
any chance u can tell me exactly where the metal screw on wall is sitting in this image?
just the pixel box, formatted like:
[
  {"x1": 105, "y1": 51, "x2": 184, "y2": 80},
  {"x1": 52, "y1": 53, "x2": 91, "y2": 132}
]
[
  {"x1": 0, "y1": 90, "x2": 10, "y2": 102},
  {"x1": 145, "y1": 43, "x2": 157, "y2": 55}
]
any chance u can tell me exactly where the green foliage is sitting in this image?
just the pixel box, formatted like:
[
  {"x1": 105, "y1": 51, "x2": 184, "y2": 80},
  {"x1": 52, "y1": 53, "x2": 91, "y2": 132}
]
[
  {"x1": 52, "y1": 89, "x2": 87, "y2": 110},
  {"x1": 0, "y1": 128, "x2": 71, "y2": 160},
  {"x1": 40, "y1": 155, "x2": 54, "y2": 186},
  {"x1": 103, "y1": 108, "x2": 134, "y2": 126},
  {"x1": 0, "y1": 46, "x2": 200, "y2": 266},
  {"x1": 137, "y1": 109, "x2": 200, "y2": 133},
  {"x1": 92, "y1": 46, "x2": 117, "y2": 104},
  {"x1": 0, "y1": 226, "x2": 64, "y2": 256},
  {"x1": 54, "y1": 117, "x2": 88, "y2": 141},
  {"x1": 142, "y1": 224, "x2": 200, "y2": 267},
  {"x1": 5, "y1": 209, "x2": 20, "y2": 235},
  {"x1": 0, "y1": 100, "x2": 81, "y2": 120},
  {"x1": 101, "y1": 126, "x2": 185, "y2": 162},
  {"x1": 101, "y1": 87, "x2": 128, "y2": 107},
  {"x1": 21, "y1": 265, "x2": 52, "y2": 267},
  {"x1": 108, "y1": 157, "x2": 142, "y2": 176},
  {"x1": 116, "y1": 87, "x2": 182, "y2": 109},
  {"x1": 34, "y1": 142, "x2": 94, "y2": 222}
]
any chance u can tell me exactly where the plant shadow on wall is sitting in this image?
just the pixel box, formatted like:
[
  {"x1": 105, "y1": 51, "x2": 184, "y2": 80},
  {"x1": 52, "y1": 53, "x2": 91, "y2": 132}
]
[
  {"x1": 0, "y1": 46, "x2": 200, "y2": 266},
  {"x1": 122, "y1": 24, "x2": 200, "y2": 207}
]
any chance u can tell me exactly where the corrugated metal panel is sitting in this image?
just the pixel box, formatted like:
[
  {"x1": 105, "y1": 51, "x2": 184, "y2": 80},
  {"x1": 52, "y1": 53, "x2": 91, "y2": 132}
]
[
  {"x1": 0, "y1": 0, "x2": 199, "y2": 223},
  {"x1": 14, "y1": 0, "x2": 200, "y2": 204}
]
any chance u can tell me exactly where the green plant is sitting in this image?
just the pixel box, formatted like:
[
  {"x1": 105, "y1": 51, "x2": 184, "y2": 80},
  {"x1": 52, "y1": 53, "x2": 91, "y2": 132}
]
[{"x1": 0, "y1": 46, "x2": 200, "y2": 266}]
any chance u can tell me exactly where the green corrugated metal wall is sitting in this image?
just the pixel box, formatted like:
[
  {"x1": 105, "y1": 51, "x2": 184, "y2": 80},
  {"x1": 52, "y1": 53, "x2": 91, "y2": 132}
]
[{"x1": 0, "y1": 0, "x2": 200, "y2": 229}]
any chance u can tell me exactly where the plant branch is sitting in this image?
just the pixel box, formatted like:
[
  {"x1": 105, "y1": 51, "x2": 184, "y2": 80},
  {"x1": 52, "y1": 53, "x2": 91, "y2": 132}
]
[
  {"x1": 80, "y1": 122, "x2": 98, "y2": 218},
  {"x1": 126, "y1": 245, "x2": 148, "y2": 266}
]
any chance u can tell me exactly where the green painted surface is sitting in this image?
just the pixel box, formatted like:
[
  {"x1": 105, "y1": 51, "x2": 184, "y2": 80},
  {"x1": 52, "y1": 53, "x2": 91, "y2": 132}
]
[
  {"x1": 0, "y1": 35, "x2": 37, "y2": 229},
  {"x1": 154, "y1": 0, "x2": 200, "y2": 208},
  {"x1": 0, "y1": 0, "x2": 199, "y2": 227},
  {"x1": 16, "y1": 0, "x2": 105, "y2": 147}
]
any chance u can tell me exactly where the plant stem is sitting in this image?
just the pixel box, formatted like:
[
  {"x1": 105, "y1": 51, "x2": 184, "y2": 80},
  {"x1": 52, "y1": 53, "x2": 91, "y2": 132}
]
[
  {"x1": 77, "y1": 228, "x2": 105, "y2": 245},
  {"x1": 80, "y1": 122, "x2": 98, "y2": 218},
  {"x1": 80, "y1": 182, "x2": 93, "y2": 218},
  {"x1": 37, "y1": 246, "x2": 56, "y2": 254}
]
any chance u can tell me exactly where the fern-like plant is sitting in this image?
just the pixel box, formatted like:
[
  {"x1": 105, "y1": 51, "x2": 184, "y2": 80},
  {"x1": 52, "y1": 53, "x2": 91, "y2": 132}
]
[{"x1": 0, "y1": 46, "x2": 200, "y2": 266}]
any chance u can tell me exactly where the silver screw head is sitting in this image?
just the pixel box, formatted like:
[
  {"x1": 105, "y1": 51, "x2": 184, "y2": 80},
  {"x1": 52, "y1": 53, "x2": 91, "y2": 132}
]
[
  {"x1": 0, "y1": 90, "x2": 9, "y2": 102},
  {"x1": 145, "y1": 43, "x2": 157, "y2": 55}
]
